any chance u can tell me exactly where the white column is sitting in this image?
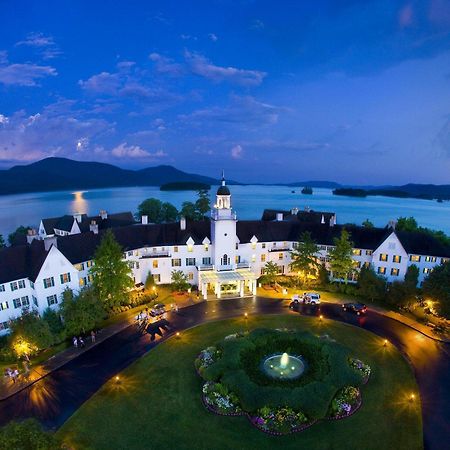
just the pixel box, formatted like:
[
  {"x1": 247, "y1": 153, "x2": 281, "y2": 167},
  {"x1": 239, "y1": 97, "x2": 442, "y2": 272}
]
[
  {"x1": 252, "y1": 280, "x2": 257, "y2": 295},
  {"x1": 202, "y1": 283, "x2": 207, "y2": 300},
  {"x1": 217, "y1": 282, "x2": 221, "y2": 299},
  {"x1": 239, "y1": 280, "x2": 244, "y2": 297}
]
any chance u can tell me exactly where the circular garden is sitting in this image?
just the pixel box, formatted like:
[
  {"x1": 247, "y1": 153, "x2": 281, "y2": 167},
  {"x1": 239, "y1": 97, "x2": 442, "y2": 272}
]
[
  {"x1": 59, "y1": 315, "x2": 422, "y2": 450},
  {"x1": 195, "y1": 328, "x2": 371, "y2": 434}
]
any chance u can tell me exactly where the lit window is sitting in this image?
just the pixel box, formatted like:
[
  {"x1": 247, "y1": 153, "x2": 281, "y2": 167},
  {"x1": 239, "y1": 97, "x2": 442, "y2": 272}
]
[
  {"x1": 392, "y1": 255, "x2": 401, "y2": 263},
  {"x1": 442, "y1": 258, "x2": 449, "y2": 264},
  {"x1": 188, "y1": 272, "x2": 194, "y2": 281},
  {"x1": 172, "y1": 258, "x2": 182, "y2": 267},
  {"x1": 187, "y1": 245, "x2": 193, "y2": 253},
  {"x1": 60, "y1": 273, "x2": 71, "y2": 284},
  {"x1": 0, "y1": 301, "x2": 8, "y2": 311},
  {"x1": 425, "y1": 256, "x2": 437, "y2": 263},
  {"x1": 153, "y1": 274, "x2": 161, "y2": 283},
  {"x1": 353, "y1": 249, "x2": 362, "y2": 256},
  {"x1": 261, "y1": 254, "x2": 266, "y2": 262},
  {"x1": 43, "y1": 277, "x2": 55, "y2": 289},
  {"x1": 278, "y1": 253, "x2": 283, "y2": 260},
  {"x1": 379, "y1": 254, "x2": 388, "y2": 262},
  {"x1": 152, "y1": 260, "x2": 159, "y2": 269},
  {"x1": 423, "y1": 268, "x2": 432, "y2": 274},
  {"x1": 262, "y1": 243, "x2": 266, "y2": 249},
  {"x1": 391, "y1": 268, "x2": 400, "y2": 276},
  {"x1": 377, "y1": 267, "x2": 386, "y2": 275},
  {"x1": 174, "y1": 246, "x2": 178, "y2": 253},
  {"x1": 410, "y1": 255, "x2": 421, "y2": 262},
  {"x1": 79, "y1": 277, "x2": 86, "y2": 287},
  {"x1": 204, "y1": 244, "x2": 209, "y2": 251},
  {"x1": 251, "y1": 255, "x2": 256, "y2": 262},
  {"x1": 365, "y1": 250, "x2": 373, "y2": 256},
  {"x1": 251, "y1": 243, "x2": 256, "y2": 250}
]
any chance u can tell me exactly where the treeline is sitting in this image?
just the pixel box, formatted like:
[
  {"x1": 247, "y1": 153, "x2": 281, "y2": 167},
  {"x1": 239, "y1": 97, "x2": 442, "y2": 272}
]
[{"x1": 333, "y1": 187, "x2": 439, "y2": 200}]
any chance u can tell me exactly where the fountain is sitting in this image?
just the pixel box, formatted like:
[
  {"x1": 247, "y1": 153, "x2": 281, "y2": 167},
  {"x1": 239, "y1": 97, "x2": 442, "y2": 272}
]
[{"x1": 262, "y1": 352, "x2": 306, "y2": 380}]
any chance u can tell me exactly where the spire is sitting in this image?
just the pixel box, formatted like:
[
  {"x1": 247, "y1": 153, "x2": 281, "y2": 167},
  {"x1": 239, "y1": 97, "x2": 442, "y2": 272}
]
[{"x1": 221, "y1": 170, "x2": 225, "y2": 186}]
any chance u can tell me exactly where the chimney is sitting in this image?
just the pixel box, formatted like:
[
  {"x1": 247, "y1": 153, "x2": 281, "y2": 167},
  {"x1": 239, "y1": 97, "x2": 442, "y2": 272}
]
[
  {"x1": 142, "y1": 215, "x2": 148, "y2": 225},
  {"x1": 388, "y1": 219, "x2": 397, "y2": 230},
  {"x1": 44, "y1": 236, "x2": 57, "y2": 251},
  {"x1": 329, "y1": 214, "x2": 337, "y2": 227},
  {"x1": 321, "y1": 215, "x2": 325, "y2": 224},
  {"x1": 73, "y1": 213, "x2": 82, "y2": 223},
  {"x1": 304, "y1": 206, "x2": 311, "y2": 212},
  {"x1": 290, "y1": 207, "x2": 299, "y2": 216},
  {"x1": 90, "y1": 220, "x2": 99, "y2": 234},
  {"x1": 276, "y1": 212, "x2": 283, "y2": 221},
  {"x1": 26, "y1": 228, "x2": 38, "y2": 244},
  {"x1": 180, "y1": 216, "x2": 186, "y2": 230},
  {"x1": 99, "y1": 210, "x2": 108, "y2": 220}
]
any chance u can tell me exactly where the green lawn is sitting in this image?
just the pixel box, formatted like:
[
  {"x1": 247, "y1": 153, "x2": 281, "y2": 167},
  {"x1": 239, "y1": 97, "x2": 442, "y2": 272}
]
[{"x1": 58, "y1": 315, "x2": 423, "y2": 450}]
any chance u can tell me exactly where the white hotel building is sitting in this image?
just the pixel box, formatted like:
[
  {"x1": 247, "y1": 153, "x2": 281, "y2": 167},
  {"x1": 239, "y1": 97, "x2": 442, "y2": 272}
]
[{"x1": 0, "y1": 177, "x2": 449, "y2": 333}]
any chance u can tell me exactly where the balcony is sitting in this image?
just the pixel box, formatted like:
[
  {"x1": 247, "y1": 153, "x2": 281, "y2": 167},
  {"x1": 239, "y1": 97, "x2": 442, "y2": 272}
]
[
  {"x1": 269, "y1": 246, "x2": 291, "y2": 252},
  {"x1": 140, "y1": 250, "x2": 171, "y2": 258}
]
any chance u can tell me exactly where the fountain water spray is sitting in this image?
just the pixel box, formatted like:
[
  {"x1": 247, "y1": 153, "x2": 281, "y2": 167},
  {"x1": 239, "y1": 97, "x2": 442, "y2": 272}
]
[{"x1": 280, "y1": 352, "x2": 289, "y2": 369}]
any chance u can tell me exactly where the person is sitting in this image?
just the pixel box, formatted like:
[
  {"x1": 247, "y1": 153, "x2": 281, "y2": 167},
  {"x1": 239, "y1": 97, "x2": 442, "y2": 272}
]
[
  {"x1": 12, "y1": 369, "x2": 19, "y2": 383},
  {"x1": 79, "y1": 336, "x2": 85, "y2": 348},
  {"x1": 73, "y1": 336, "x2": 78, "y2": 348},
  {"x1": 91, "y1": 330, "x2": 96, "y2": 343}
]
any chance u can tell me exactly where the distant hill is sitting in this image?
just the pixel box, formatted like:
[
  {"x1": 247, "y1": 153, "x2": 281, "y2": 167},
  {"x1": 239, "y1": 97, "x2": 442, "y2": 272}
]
[{"x1": 0, "y1": 158, "x2": 221, "y2": 196}]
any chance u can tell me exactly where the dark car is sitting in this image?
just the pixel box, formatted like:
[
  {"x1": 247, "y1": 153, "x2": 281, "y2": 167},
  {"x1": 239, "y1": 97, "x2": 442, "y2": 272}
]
[
  {"x1": 289, "y1": 299, "x2": 300, "y2": 310},
  {"x1": 150, "y1": 303, "x2": 166, "y2": 317},
  {"x1": 342, "y1": 303, "x2": 367, "y2": 315}
]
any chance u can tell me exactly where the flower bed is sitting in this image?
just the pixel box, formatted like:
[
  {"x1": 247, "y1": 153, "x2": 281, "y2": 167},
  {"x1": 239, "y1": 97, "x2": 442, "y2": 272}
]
[
  {"x1": 329, "y1": 386, "x2": 361, "y2": 419},
  {"x1": 250, "y1": 406, "x2": 311, "y2": 435},
  {"x1": 349, "y1": 358, "x2": 371, "y2": 383},
  {"x1": 194, "y1": 346, "x2": 221, "y2": 377},
  {"x1": 202, "y1": 382, "x2": 242, "y2": 415}
]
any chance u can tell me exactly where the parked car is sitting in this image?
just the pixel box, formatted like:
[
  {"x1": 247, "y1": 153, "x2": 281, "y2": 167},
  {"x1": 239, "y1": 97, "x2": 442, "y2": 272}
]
[
  {"x1": 342, "y1": 303, "x2": 367, "y2": 315},
  {"x1": 289, "y1": 298, "x2": 300, "y2": 310},
  {"x1": 150, "y1": 303, "x2": 166, "y2": 317},
  {"x1": 302, "y1": 292, "x2": 321, "y2": 305}
]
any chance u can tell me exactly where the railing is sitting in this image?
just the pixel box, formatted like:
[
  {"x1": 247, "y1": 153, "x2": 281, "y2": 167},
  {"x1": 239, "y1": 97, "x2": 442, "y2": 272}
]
[
  {"x1": 269, "y1": 246, "x2": 291, "y2": 252},
  {"x1": 140, "y1": 250, "x2": 171, "y2": 258},
  {"x1": 197, "y1": 264, "x2": 214, "y2": 271},
  {"x1": 236, "y1": 262, "x2": 250, "y2": 269},
  {"x1": 217, "y1": 264, "x2": 234, "y2": 271}
]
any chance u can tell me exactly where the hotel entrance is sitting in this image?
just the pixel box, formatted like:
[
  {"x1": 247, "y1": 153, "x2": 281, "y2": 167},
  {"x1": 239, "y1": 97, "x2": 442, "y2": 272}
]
[{"x1": 198, "y1": 269, "x2": 258, "y2": 300}]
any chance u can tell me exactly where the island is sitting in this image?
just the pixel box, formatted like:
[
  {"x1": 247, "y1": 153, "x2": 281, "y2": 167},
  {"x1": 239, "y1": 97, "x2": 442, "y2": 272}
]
[
  {"x1": 160, "y1": 181, "x2": 211, "y2": 191},
  {"x1": 301, "y1": 186, "x2": 313, "y2": 194},
  {"x1": 333, "y1": 188, "x2": 436, "y2": 200}
]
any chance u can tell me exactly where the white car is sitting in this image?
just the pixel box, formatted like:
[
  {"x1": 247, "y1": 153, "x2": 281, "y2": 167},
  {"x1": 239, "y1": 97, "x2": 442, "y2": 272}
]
[{"x1": 302, "y1": 292, "x2": 321, "y2": 305}]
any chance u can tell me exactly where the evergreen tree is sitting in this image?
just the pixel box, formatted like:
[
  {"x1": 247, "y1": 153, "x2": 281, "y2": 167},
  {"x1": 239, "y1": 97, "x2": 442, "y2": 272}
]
[
  {"x1": 90, "y1": 230, "x2": 134, "y2": 308},
  {"x1": 180, "y1": 201, "x2": 199, "y2": 220},
  {"x1": 8, "y1": 225, "x2": 31, "y2": 246},
  {"x1": 362, "y1": 219, "x2": 374, "y2": 228},
  {"x1": 396, "y1": 217, "x2": 418, "y2": 232},
  {"x1": 289, "y1": 231, "x2": 320, "y2": 285},
  {"x1": 404, "y1": 264, "x2": 419, "y2": 288},
  {"x1": 195, "y1": 189, "x2": 211, "y2": 218},
  {"x1": 262, "y1": 261, "x2": 279, "y2": 286},
  {"x1": 357, "y1": 266, "x2": 386, "y2": 303},
  {"x1": 328, "y1": 229, "x2": 354, "y2": 283},
  {"x1": 42, "y1": 307, "x2": 66, "y2": 342},
  {"x1": 422, "y1": 261, "x2": 450, "y2": 318},
  {"x1": 171, "y1": 270, "x2": 190, "y2": 292},
  {"x1": 161, "y1": 202, "x2": 178, "y2": 222},
  {"x1": 0, "y1": 234, "x2": 5, "y2": 248},
  {"x1": 136, "y1": 198, "x2": 178, "y2": 223},
  {"x1": 60, "y1": 288, "x2": 105, "y2": 335}
]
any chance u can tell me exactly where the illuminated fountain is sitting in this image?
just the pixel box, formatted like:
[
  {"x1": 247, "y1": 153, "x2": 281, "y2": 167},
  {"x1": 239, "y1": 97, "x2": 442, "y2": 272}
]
[{"x1": 262, "y1": 352, "x2": 305, "y2": 380}]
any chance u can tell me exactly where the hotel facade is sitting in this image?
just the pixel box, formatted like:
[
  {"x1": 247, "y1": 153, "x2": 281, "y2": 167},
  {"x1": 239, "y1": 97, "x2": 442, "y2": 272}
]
[{"x1": 0, "y1": 178, "x2": 449, "y2": 334}]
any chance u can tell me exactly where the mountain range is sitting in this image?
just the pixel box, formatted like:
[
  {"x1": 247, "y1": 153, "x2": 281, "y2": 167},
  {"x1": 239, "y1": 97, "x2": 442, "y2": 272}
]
[{"x1": 0, "y1": 158, "x2": 449, "y2": 200}]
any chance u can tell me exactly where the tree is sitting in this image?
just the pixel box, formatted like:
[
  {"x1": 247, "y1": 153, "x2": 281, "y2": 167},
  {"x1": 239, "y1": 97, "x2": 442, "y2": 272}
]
[
  {"x1": 9, "y1": 311, "x2": 54, "y2": 360},
  {"x1": 290, "y1": 231, "x2": 320, "y2": 285},
  {"x1": 404, "y1": 264, "x2": 419, "y2": 289},
  {"x1": 171, "y1": 270, "x2": 190, "y2": 292},
  {"x1": 396, "y1": 217, "x2": 418, "y2": 232},
  {"x1": 0, "y1": 419, "x2": 61, "y2": 450},
  {"x1": 0, "y1": 235, "x2": 5, "y2": 248},
  {"x1": 328, "y1": 229, "x2": 354, "y2": 283},
  {"x1": 145, "y1": 273, "x2": 155, "y2": 290},
  {"x1": 8, "y1": 225, "x2": 31, "y2": 246},
  {"x1": 422, "y1": 262, "x2": 450, "y2": 318},
  {"x1": 42, "y1": 308, "x2": 66, "y2": 343},
  {"x1": 362, "y1": 219, "x2": 374, "y2": 228},
  {"x1": 357, "y1": 266, "x2": 386, "y2": 303},
  {"x1": 262, "y1": 261, "x2": 279, "y2": 286},
  {"x1": 60, "y1": 288, "x2": 105, "y2": 336},
  {"x1": 136, "y1": 198, "x2": 178, "y2": 223},
  {"x1": 195, "y1": 189, "x2": 211, "y2": 218},
  {"x1": 180, "y1": 201, "x2": 199, "y2": 221},
  {"x1": 90, "y1": 230, "x2": 134, "y2": 308}
]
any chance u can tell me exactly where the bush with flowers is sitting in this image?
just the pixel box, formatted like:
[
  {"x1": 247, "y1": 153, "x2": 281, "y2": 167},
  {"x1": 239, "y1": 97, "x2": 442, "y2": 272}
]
[
  {"x1": 202, "y1": 381, "x2": 242, "y2": 415},
  {"x1": 195, "y1": 346, "x2": 221, "y2": 377},
  {"x1": 253, "y1": 406, "x2": 309, "y2": 434},
  {"x1": 330, "y1": 386, "x2": 360, "y2": 418},
  {"x1": 349, "y1": 358, "x2": 371, "y2": 382}
]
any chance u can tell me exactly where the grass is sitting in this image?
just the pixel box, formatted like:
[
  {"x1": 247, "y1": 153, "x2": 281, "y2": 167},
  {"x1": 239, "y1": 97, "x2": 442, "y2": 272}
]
[{"x1": 58, "y1": 315, "x2": 422, "y2": 450}]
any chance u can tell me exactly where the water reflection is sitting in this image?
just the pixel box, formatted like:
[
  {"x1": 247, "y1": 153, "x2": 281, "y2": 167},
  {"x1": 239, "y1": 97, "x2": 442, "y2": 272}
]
[{"x1": 70, "y1": 191, "x2": 88, "y2": 215}]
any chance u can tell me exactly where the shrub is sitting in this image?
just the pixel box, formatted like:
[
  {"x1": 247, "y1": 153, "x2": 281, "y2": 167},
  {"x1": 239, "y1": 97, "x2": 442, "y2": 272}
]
[{"x1": 0, "y1": 419, "x2": 61, "y2": 449}]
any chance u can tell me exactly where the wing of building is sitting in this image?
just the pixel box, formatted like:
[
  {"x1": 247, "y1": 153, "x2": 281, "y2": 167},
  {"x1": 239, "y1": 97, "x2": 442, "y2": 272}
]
[{"x1": 0, "y1": 178, "x2": 449, "y2": 334}]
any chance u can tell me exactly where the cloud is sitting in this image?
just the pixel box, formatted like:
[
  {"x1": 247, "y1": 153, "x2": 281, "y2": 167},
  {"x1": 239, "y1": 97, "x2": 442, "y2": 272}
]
[
  {"x1": 230, "y1": 144, "x2": 243, "y2": 159},
  {"x1": 111, "y1": 142, "x2": 167, "y2": 159},
  {"x1": 149, "y1": 53, "x2": 184, "y2": 76},
  {"x1": 184, "y1": 51, "x2": 266, "y2": 86},
  {"x1": 79, "y1": 71, "x2": 121, "y2": 95},
  {"x1": 0, "y1": 56, "x2": 57, "y2": 86},
  {"x1": 399, "y1": 4, "x2": 414, "y2": 28},
  {"x1": 0, "y1": 114, "x2": 9, "y2": 125},
  {"x1": 243, "y1": 139, "x2": 330, "y2": 152},
  {"x1": 15, "y1": 32, "x2": 62, "y2": 59},
  {"x1": 208, "y1": 33, "x2": 218, "y2": 42},
  {"x1": 251, "y1": 19, "x2": 265, "y2": 30}
]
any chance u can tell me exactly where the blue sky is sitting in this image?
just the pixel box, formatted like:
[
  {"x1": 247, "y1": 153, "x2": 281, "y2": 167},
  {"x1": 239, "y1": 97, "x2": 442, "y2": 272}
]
[{"x1": 1, "y1": 0, "x2": 450, "y2": 184}]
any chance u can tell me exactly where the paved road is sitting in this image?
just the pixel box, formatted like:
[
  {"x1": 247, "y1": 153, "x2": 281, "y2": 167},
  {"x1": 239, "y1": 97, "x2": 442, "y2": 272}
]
[{"x1": 0, "y1": 297, "x2": 448, "y2": 449}]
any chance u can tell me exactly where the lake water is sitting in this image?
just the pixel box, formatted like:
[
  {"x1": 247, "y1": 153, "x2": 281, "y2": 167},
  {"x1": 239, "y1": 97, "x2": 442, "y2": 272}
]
[{"x1": 0, "y1": 185, "x2": 449, "y2": 238}]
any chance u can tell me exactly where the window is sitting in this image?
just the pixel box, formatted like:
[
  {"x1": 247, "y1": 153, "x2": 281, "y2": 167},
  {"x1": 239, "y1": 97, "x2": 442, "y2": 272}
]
[
  {"x1": 202, "y1": 257, "x2": 211, "y2": 265},
  {"x1": 86, "y1": 260, "x2": 93, "y2": 268},
  {"x1": 410, "y1": 255, "x2": 421, "y2": 262},
  {"x1": 442, "y1": 258, "x2": 449, "y2": 264},
  {"x1": 221, "y1": 254, "x2": 229, "y2": 266},
  {"x1": 235, "y1": 255, "x2": 241, "y2": 263},
  {"x1": 152, "y1": 260, "x2": 159, "y2": 269},
  {"x1": 18, "y1": 280, "x2": 25, "y2": 289},
  {"x1": 30, "y1": 281, "x2": 34, "y2": 289},
  {"x1": 172, "y1": 258, "x2": 182, "y2": 267},
  {"x1": 262, "y1": 243, "x2": 266, "y2": 249},
  {"x1": 173, "y1": 246, "x2": 178, "y2": 253},
  {"x1": 186, "y1": 258, "x2": 196, "y2": 266},
  {"x1": 354, "y1": 261, "x2": 362, "y2": 268},
  {"x1": 0, "y1": 322, "x2": 9, "y2": 331},
  {"x1": 32, "y1": 296, "x2": 38, "y2": 307},
  {"x1": 379, "y1": 254, "x2": 388, "y2": 262},
  {"x1": 261, "y1": 254, "x2": 266, "y2": 262},
  {"x1": 43, "y1": 277, "x2": 54, "y2": 289},
  {"x1": 353, "y1": 249, "x2": 362, "y2": 256},
  {"x1": 278, "y1": 253, "x2": 283, "y2": 260},
  {"x1": 10, "y1": 281, "x2": 18, "y2": 291},
  {"x1": 153, "y1": 274, "x2": 161, "y2": 283},
  {"x1": 136, "y1": 262, "x2": 140, "y2": 269},
  {"x1": 251, "y1": 242, "x2": 256, "y2": 250},
  {"x1": 75, "y1": 263, "x2": 85, "y2": 271},
  {"x1": 88, "y1": 274, "x2": 94, "y2": 283},
  {"x1": 13, "y1": 298, "x2": 21, "y2": 309},
  {"x1": 0, "y1": 285, "x2": 4, "y2": 292},
  {"x1": 79, "y1": 277, "x2": 87, "y2": 287},
  {"x1": 363, "y1": 262, "x2": 371, "y2": 268},
  {"x1": 187, "y1": 245, "x2": 193, "y2": 253},
  {"x1": 47, "y1": 295, "x2": 58, "y2": 306},
  {"x1": 391, "y1": 268, "x2": 400, "y2": 276},
  {"x1": 0, "y1": 301, "x2": 8, "y2": 311},
  {"x1": 425, "y1": 256, "x2": 437, "y2": 263},
  {"x1": 60, "y1": 273, "x2": 71, "y2": 284},
  {"x1": 235, "y1": 243, "x2": 239, "y2": 250},
  {"x1": 13, "y1": 296, "x2": 30, "y2": 309},
  {"x1": 204, "y1": 244, "x2": 209, "y2": 251},
  {"x1": 251, "y1": 254, "x2": 256, "y2": 263},
  {"x1": 392, "y1": 255, "x2": 402, "y2": 263},
  {"x1": 127, "y1": 251, "x2": 133, "y2": 257},
  {"x1": 423, "y1": 268, "x2": 432, "y2": 274},
  {"x1": 377, "y1": 267, "x2": 386, "y2": 275},
  {"x1": 188, "y1": 272, "x2": 194, "y2": 281},
  {"x1": 365, "y1": 250, "x2": 373, "y2": 256}
]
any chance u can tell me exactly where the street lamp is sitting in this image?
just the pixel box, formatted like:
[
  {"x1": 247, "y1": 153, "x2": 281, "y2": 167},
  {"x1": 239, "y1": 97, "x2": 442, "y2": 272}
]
[
  {"x1": 409, "y1": 393, "x2": 415, "y2": 403},
  {"x1": 383, "y1": 339, "x2": 388, "y2": 347}
]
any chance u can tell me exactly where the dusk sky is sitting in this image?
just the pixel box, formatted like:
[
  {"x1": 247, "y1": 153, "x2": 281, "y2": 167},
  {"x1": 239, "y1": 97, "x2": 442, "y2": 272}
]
[{"x1": 1, "y1": 0, "x2": 450, "y2": 184}]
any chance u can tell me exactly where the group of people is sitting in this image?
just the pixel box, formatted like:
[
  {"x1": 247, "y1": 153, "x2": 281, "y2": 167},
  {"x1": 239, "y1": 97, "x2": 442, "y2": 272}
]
[
  {"x1": 136, "y1": 309, "x2": 151, "y2": 333},
  {"x1": 72, "y1": 330, "x2": 96, "y2": 349},
  {"x1": 4, "y1": 367, "x2": 21, "y2": 384}
]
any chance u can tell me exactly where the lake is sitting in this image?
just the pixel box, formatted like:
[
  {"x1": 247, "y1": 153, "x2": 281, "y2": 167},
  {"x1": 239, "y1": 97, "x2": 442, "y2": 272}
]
[{"x1": 1, "y1": 185, "x2": 450, "y2": 239}]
